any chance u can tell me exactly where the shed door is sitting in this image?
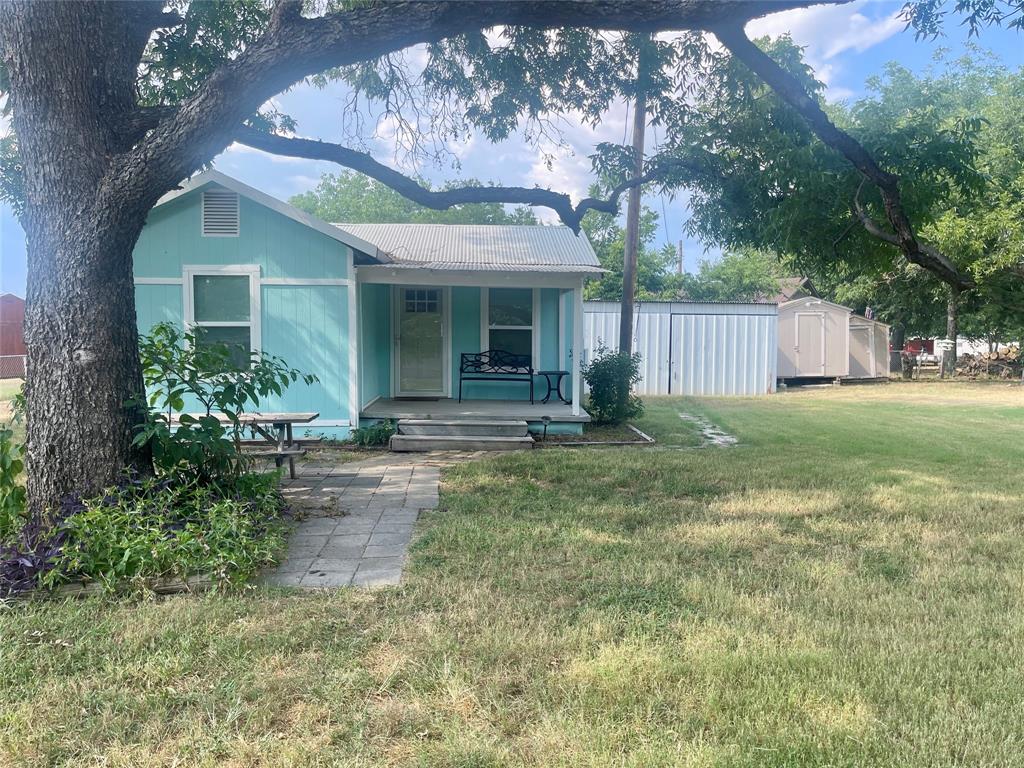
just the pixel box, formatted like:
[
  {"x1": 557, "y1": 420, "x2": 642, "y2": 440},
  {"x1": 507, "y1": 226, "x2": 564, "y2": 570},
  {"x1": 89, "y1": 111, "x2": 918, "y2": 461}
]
[{"x1": 795, "y1": 312, "x2": 826, "y2": 376}]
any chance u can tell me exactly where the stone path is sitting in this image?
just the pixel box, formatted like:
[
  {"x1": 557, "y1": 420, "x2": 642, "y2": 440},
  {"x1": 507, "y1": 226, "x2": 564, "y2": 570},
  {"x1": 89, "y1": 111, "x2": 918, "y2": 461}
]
[
  {"x1": 679, "y1": 412, "x2": 738, "y2": 447},
  {"x1": 262, "y1": 452, "x2": 464, "y2": 589}
]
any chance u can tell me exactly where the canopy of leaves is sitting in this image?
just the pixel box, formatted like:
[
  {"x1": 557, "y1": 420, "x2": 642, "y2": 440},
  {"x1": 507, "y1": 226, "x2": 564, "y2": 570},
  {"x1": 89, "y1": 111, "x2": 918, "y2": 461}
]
[
  {"x1": 680, "y1": 248, "x2": 783, "y2": 303},
  {"x1": 289, "y1": 171, "x2": 537, "y2": 224},
  {"x1": 661, "y1": 39, "x2": 1023, "y2": 340}
]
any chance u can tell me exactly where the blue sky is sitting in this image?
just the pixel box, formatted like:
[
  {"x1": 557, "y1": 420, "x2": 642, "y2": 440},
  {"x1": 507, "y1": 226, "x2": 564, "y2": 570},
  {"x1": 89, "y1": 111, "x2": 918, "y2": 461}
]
[{"x1": 1, "y1": 0, "x2": 1022, "y2": 296}]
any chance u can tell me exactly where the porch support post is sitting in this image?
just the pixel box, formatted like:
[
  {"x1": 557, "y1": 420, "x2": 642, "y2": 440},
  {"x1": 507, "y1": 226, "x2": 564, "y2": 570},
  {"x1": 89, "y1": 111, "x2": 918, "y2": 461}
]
[
  {"x1": 572, "y1": 279, "x2": 584, "y2": 416},
  {"x1": 348, "y1": 256, "x2": 360, "y2": 431}
]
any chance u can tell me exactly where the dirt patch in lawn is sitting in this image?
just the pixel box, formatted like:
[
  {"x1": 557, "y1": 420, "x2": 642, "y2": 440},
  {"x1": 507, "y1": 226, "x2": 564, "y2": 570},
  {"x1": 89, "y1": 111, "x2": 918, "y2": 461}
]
[{"x1": 537, "y1": 423, "x2": 654, "y2": 446}]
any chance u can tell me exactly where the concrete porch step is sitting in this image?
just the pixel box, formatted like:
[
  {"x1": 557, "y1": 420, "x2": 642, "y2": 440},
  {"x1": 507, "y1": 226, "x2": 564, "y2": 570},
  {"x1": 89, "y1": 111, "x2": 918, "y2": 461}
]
[
  {"x1": 390, "y1": 434, "x2": 535, "y2": 452},
  {"x1": 397, "y1": 419, "x2": 529, "y2": 437}
]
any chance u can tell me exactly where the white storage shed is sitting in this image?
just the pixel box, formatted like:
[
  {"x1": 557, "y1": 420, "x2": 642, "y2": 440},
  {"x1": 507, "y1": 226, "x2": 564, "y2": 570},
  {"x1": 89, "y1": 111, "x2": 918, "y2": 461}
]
[
  {"x1": 583, "y1": 301, "x2": 778, "y2": 396},
  {"x1": 848, "y1": 315, "x2": 891, "y2": 379},
  {"x1": 776, "y1": 296, "x2": 851, "y2": 379}
]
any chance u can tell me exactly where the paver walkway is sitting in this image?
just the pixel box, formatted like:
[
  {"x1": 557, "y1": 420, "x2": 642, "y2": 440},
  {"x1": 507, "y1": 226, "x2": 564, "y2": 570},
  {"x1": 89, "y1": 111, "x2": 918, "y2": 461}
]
[{"x1": 262, "y1": 452, "x2": 464, "y2": 589}]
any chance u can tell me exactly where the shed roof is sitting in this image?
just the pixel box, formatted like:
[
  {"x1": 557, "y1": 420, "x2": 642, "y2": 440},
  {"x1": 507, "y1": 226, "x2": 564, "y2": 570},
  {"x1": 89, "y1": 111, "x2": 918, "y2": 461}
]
[{"x1": 335, "y1": 223, "x2": 602, "y2": 273}]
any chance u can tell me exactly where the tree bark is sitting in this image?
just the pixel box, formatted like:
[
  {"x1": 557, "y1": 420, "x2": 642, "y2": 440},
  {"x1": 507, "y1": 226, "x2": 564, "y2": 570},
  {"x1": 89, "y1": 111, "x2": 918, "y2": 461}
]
[
  {"x1": 619, "y1": 45, "x2": 648, "y2": 357},
  {"x1": 941, "y1": 286, "x2": 960, "y2": 378},
  {"x1": 890, "y1": 324, "x2": 905, "y2": 374},
  {"x1": 0, "y1": 2, "x2": 160, "y2": 511}
]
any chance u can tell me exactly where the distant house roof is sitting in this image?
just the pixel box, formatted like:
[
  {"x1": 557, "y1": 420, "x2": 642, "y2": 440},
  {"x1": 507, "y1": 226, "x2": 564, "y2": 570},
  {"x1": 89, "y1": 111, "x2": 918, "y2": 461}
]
[
  {"x1": 154, "y1": 170, "x2": 383, "y2": 261},
  {"x1": 765, "y1": 276, "x2": 819, "y2": 304},
  {"x1": 334, "y1": 223, "x2": 603, "y2": 274}
]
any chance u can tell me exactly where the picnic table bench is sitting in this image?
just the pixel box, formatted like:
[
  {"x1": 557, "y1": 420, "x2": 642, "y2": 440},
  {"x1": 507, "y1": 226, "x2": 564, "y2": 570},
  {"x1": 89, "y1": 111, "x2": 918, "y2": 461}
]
[{"x1": 173, "y1": 412, "x2": 319, "y2": 479}]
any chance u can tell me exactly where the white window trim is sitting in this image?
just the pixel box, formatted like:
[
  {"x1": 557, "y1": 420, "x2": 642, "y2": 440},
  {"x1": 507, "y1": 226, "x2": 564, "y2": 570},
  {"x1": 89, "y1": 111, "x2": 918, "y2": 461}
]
[
  {"x1": 480, "y1": 287, "x2": 540, "y2": 365},
  {"x1": 183, "y1": 265, "x2": 262, "y2": 353}
]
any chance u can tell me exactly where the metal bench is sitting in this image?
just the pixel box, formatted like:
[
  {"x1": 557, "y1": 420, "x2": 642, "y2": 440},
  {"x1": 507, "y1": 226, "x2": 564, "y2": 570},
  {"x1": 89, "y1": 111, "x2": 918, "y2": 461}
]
[{"x1": 459, "y1": 350, "x2": 534, "y2": 403}]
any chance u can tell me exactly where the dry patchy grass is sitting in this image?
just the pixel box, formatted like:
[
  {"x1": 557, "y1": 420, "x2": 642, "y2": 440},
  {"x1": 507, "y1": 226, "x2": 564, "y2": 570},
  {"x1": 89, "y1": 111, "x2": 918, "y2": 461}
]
[{"x1": 2, "y1": 383, "x2": 1024, "y2": 766}]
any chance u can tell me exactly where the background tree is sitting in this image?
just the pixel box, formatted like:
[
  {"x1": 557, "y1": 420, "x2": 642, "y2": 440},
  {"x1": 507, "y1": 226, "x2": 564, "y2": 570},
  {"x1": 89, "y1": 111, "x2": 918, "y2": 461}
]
[
  {"x1": 680, "y1": 248, "x2": 783, "y2": 303},
  {"x1": 663, "y1": 41, "x2": 1024, "y2": 370},
  {"x1": 581, "y1": 190, "x2": 683, "y2": 301},
  {"x1": 290, "y1": 171, "x2": 537, "y2": 224}
]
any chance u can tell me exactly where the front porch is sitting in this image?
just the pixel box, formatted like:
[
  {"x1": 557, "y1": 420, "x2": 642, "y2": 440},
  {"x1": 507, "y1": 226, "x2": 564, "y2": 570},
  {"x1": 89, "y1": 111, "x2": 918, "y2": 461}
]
[{"x1": 361, "y1": 397, "x2": 589, "y2": 434}]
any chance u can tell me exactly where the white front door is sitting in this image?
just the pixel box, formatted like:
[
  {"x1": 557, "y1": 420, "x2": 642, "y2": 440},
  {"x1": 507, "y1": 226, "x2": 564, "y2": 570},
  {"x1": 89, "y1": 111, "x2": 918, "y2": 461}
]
[{"x1": 395, "y1": 286, "x2": 447, "y2": 396}]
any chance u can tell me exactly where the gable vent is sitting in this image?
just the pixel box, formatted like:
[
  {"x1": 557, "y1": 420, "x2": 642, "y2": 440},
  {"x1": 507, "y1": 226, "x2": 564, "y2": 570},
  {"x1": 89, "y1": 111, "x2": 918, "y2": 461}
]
[{"x1": 201, "y1": 189, "x2": 240, "y2": 236}]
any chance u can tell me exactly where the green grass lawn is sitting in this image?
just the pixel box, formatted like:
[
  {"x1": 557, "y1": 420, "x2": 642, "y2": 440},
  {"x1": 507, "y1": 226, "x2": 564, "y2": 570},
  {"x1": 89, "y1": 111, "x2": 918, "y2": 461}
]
[{"x1": 3, "y1": 383, "x2": 1024, "y2": 766}]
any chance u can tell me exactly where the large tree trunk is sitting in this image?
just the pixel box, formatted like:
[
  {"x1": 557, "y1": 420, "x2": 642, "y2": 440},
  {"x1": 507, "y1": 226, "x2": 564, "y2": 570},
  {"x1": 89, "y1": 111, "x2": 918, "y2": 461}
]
[{"x1": 1, "y1": 2, "x2": 159, "y2": 512}]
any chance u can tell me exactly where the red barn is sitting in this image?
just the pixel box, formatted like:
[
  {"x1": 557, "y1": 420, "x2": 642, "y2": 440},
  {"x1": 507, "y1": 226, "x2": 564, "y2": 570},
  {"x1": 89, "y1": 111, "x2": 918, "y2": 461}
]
[{"x1": 0, "y1": 293, "x2": 26, "y2": 378}]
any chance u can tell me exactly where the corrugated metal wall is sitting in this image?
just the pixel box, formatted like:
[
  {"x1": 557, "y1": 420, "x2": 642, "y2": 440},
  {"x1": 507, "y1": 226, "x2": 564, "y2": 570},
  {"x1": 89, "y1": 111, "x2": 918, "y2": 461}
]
[{"x1": 583, "y1": 301, "x2": 778, "y2": 396}]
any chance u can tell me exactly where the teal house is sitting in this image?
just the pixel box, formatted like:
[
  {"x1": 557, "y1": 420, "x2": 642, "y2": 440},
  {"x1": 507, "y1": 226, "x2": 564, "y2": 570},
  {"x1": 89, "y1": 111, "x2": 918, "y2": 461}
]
[{"x1": 133, "y1": 170, "x2": 598, "y2": 439}]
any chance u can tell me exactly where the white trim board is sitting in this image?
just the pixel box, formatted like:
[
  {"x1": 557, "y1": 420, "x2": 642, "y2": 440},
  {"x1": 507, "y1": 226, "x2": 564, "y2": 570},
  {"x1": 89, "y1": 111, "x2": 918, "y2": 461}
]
[
  {"x1": 347, "y1": 249, "x2": 360, "y2": 429},
  {"x1": 357, "y1": 266, "x2": 588, "y2": 289},
  {"x1": 261, "y1": 277, "x2": 351, "y2": 286}
]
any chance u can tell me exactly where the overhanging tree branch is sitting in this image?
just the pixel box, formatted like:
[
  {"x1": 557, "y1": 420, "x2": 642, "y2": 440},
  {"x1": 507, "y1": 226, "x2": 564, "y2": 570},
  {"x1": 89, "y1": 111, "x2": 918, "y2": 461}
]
[
  {"x1": 233, "y1": 125, "x2": 699, "y2": 231},
  {"x1": 711, "y1": 22, "x2": 973, "y2": 290},
  {"x1": 106, "y1": 1, "x2": 829, "y2": 215}
]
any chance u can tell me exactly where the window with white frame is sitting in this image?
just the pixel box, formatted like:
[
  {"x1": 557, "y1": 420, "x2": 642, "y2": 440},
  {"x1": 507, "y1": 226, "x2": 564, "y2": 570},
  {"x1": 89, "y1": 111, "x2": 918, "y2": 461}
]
[
  {"x1": 185, "y1": 267, "x2": 259, "y2": 369},
  {"x1": 486, "y1": 287, "x2": 534, "y2": 364}
]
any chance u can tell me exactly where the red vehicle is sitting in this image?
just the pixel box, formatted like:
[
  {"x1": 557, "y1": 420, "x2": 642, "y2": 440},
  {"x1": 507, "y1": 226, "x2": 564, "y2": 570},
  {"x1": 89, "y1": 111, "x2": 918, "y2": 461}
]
[{"x1": 898, "y1": 337, "x2": 939, "y2": 365}]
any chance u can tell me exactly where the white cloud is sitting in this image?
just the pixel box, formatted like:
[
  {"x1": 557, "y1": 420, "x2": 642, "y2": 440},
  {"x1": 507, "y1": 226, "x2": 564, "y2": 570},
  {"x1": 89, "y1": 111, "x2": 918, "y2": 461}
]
[{"x1": 747, "y1": 1, "x2": 903, "y2": 62}]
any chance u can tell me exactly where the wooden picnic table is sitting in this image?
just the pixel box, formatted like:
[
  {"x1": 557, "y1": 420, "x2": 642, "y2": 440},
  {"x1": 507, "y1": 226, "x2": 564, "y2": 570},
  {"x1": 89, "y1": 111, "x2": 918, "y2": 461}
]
[{"x1": 178, "y1": 411, "x2": 319, "y2": 479}]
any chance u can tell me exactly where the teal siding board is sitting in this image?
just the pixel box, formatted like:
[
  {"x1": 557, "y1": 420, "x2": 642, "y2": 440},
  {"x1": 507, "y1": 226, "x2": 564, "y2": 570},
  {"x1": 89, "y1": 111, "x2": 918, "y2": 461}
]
[
  {"x1": 135, "y1": 284, "x2": 184, "y2": 333},
  {"x1": 134, "y1": 187, "x2": 350, "y2": 280},
  {"x1": 359, "y1": 283, "x2": 391, "y2": 406},
  {"x1": 261, "y1": 285, "x2": 348, "y2": 421}
]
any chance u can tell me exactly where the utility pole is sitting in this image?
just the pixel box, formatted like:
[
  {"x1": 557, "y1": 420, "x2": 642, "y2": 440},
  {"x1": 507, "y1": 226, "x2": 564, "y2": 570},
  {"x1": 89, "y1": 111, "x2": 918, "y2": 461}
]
[{"x1": 618, "y1": 38, "x2": 649, "y2": 357}]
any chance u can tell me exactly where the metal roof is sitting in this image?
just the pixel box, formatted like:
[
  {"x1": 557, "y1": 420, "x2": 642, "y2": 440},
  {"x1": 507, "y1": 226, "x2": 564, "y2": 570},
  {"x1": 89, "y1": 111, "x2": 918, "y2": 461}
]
[{"x1": 334, "y1": 223, "x2": 602, "y2": 273}]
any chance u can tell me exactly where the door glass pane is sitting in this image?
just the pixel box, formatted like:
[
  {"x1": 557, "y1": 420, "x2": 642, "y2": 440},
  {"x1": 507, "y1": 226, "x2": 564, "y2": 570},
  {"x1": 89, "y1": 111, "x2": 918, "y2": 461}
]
[
  {"x1": 488, "y1": 328, "x2": 532, "y2": 363},
  {"x1": 399, "y1": 290, "x2": 443, "y2": 393},
  {"x1": 195, "y1": 326, "x2": 251, "y2": 370},
  {"x1": 488, "y1": 288, "x2": 532, "y2": 326},
  {"x1": 193, "y1": 275, "x2": 250, "y2": 322}
]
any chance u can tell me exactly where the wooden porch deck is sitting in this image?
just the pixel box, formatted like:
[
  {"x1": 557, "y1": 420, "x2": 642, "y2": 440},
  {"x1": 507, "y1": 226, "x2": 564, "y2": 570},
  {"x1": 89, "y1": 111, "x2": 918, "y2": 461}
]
[{"x1": 361, "y1": 398, "x2": 590, "y2": 423}]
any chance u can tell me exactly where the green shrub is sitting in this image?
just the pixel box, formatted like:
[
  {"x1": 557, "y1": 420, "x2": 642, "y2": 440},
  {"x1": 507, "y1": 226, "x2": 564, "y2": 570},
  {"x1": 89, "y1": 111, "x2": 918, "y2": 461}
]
[
  {"x1": 134, "y1": 322, "x2": 317, "y2": 485},
  {"x1": 582, "y1": 343, "x2": 644, "y2": 425},
  {"x1": 0, "y1": 426, "x2": 25, "y2": 543},
  {"x1": 41, "y1": 472, "x2": 287, "y2": 592},
  {"x1": 349, "y1": 419, "x2": 396, "y2": 447}
]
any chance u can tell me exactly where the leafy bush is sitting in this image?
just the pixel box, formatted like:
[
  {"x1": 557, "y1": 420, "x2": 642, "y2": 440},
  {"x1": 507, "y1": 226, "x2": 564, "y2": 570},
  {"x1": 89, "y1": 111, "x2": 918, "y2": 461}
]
[
  {"x1": 40, "y1": 472, "x2": 287, "y2": 592},
  {"x1": 134, "y1": 322, "x2": 317, "y2": 485},
  {"x1": 582, "y1": 343, "x2": 644, "y2": 425},
  {"x1": 349, "y1": 419, "x2": 396, "y2": 447},
  {"x1": 0, "y1": 426, "x2": 26, "y2": 542}
]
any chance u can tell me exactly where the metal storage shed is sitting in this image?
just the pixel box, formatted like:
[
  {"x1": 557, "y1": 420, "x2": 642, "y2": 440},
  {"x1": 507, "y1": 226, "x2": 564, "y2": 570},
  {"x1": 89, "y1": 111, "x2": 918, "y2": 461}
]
[
  {"x1": 848, "y1": 315, "x2": 891, "y2": 379},
  {"x1": 583, "y1": 301, "x2": 778, "y2": 396},
  {"x1": 777, "y1": 297, "x2": 851, "y2": 379}
]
